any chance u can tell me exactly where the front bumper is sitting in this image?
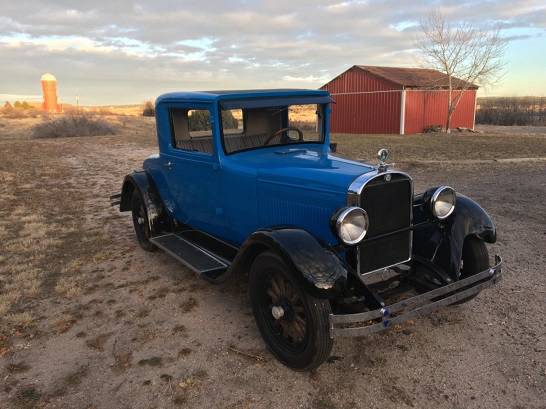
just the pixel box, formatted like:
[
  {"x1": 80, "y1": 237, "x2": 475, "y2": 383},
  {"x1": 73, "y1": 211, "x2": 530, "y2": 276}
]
[
  {"x1": 110, "y1": 192, "x2": 121, "y2": 207},
  {"x1": 329, "y1": 255, "x2": 502, "y2": 338}
]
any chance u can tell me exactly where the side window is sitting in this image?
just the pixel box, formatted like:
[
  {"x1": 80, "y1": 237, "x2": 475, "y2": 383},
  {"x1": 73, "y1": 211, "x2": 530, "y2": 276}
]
[
  {"x1": 222, "y1": 109, "x2": 243, "y2": 135},
  {"x1": 170, "y1": 108, "x2": 213, "y2": 154}
]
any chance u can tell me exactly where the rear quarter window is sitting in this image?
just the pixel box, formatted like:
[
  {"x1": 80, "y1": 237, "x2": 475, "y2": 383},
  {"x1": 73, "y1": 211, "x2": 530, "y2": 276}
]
[{"x1": 170, "y1": 108, "x2": 213, "y2": 154}]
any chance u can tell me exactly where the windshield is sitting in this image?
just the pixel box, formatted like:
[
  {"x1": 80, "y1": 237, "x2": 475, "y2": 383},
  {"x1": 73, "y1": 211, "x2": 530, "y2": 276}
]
[{"x1": 221, "y1": 104, "x2": 324, "y2": 154}]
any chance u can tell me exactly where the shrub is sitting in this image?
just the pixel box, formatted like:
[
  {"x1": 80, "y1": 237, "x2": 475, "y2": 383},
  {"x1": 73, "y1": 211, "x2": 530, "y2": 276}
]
[
  {"x1": 31, "y1": 115, "x2": 116, "y2": 138},
  {"x1": 187, "y1": 109, "x2": 239, "y2": 132},
  {"x1": 1, "y1": 105, "x2": 26, "y2": 118},
  {"x1": 0, "y1": 103, "x2": 42, "y2": 119},
  {"x1": 142, "y1": 101, "x2": 155, "y2": 117},
  {"x1": 96, "y1": 108, "x2": 117, "y2": 116},
  {"x1": 188, "y1": 110, "x2": 210, "y2": 131},
  {"x1": 290, "y1": 120, "x2": 316, "y2": 131},
  {"x1": 424, "y1": 124, "x2": 443, "y2": 133},
  {"x1": 476, "y1": 97, "x2": 546, "y2": 126},
  {"x1": 222, "y1": 110, "x2": 238, "y2": 129}
]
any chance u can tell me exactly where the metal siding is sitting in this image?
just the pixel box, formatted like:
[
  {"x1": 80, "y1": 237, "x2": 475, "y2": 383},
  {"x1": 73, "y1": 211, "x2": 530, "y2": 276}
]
[
  {"x1": 404, "y1": 89, "x2": 477, "y2": 134},
  {"x1": 323, "y1": 68, "x2": 401, "y2": 134}
]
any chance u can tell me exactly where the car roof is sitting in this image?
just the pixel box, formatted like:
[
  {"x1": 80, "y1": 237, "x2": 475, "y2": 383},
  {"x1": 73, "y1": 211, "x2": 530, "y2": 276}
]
[{"x1": 156, "y1": 89, "x2": 330, "y2": 104}]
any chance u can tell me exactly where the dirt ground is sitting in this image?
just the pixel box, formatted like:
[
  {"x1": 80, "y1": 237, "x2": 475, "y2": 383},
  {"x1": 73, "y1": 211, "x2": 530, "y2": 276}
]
[{"x1": 0, "y1": 117, "x2": 545, "y2": 409}]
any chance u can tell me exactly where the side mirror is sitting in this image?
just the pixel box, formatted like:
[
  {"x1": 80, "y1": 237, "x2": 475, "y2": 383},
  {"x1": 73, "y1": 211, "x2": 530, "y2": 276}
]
[{"x1": 329, "y1": 143, "x2": 337, "y2": 153}]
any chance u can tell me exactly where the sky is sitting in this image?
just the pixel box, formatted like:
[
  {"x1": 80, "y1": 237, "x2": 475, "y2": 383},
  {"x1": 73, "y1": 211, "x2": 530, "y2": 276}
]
[{"x1": 0, "y1": 0, "x2": 545, "y2": 105}]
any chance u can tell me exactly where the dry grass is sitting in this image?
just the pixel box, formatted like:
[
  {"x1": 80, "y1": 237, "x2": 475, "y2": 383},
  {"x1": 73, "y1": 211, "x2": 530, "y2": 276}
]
[
  {"x1": 0, "y1": 131, "x2": 117, "y2": 335},
  {"x1": 53, "y1": 258, "x2": 89, "y2": 298},
  {"x1": 0, "y1": 293, "x2": 20, "y2": 316},
  {"x1": 0, "y1": 107, "x2": 44, "y2": 120},
  {"x1": 31, "y1": 115, "x2": 117, "y2": 139},
  {"x1": 0, "y1": 115, "x2": 544, "y2": 409},
  {"x1": 331, "y1": 126, "x2": 546, "y2": 162},
  {"x1": 5, "y1": 312, "x2": 33, "y2": 327},
  {"x1": 54, "y1": 277, "x2": 83, "y2": 298}
]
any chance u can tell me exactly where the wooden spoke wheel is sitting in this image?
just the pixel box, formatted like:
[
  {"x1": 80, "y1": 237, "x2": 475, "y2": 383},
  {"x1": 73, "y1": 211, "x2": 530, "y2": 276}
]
[
  {"x1": 131, "y1": 190, "x2": 156, "y2": 252},
  {"x1": 249, "y1": 251, "x2": 332, "y2": 370},
  {"x1": 266, "y1": 270, "x2": 308, "y2": 346}
]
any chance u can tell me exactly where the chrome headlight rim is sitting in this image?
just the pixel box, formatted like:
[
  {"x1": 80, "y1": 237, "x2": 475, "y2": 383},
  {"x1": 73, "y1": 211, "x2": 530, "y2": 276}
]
[
  {"x1": 430, "y1": 186, "x2": 456, "y2": 220},
  {"x1": 335, "y1": 206, "x2": 369, "y2": 245}
]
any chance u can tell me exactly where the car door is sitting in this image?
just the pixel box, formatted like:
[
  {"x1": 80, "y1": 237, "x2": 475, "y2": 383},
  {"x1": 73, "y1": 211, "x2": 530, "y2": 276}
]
[{"x1": 160, "y1": 103, "x2": 224, "y2": 236}]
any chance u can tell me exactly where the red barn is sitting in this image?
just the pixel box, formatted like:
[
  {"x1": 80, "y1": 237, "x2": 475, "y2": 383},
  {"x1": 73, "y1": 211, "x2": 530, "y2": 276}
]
[{"x1": 321, "y1": 66, "x2": 478, "y2": 134}]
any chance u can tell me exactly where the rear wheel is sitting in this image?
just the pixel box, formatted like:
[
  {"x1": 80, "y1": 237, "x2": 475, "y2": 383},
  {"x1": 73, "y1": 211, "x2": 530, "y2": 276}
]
[
  {"x1": 131, "y1": 190, "x2": 156, "y2": 252},
  {"x1": 453, "y1": 236, "x2": 489, "y2": 305},
  {"x1": 249, "y1": 251, "x2": 333, "y2": 371}
]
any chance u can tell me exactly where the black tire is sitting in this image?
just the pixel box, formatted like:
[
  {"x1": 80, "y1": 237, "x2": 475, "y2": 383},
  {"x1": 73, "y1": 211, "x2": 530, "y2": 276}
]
[
  {"x1": 131, "y1": 190, "x2": 156, "y2": 252},
  {"x1": 249, "y1": 251, "x2": 333, "y2": 371},
  {"x1": 453, "y1": 236, "x2": 489, "y2": 305}
]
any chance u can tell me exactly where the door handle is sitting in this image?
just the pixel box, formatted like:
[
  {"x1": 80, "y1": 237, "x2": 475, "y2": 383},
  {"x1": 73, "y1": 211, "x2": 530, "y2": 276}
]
[{"x1": 164, "y1": 161, "x2": 173, "y2": 169}]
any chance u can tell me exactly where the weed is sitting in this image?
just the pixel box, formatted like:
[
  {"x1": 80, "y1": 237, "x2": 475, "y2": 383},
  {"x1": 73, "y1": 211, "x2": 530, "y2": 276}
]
[
  {"x1": 6, "y1": 362, "x2": 31, "y2": 373},
  {"x1": 180, "y1": 297, "x2": 198, "y2": 313},
  {"x1": 137, "y1": 357, "x2": 162, "y2": 367},
  {"x1": 55, "y1": 277, "x2": 83, "y2": 298},
  {"x1": 177, "y1": 347, "x2": 192, "y2": 358},
  {"x1": 6, "y1": 312, "x2": 33, "y2": 327},
  {"x1": 85, "y1": 333, "x2": 111, "y2": 351}
]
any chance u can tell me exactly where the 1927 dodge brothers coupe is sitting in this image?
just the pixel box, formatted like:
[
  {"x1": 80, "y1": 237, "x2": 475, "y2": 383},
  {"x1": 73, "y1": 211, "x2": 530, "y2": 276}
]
[{"x1": 111, "y1": 89, "x2": 502, "y2": 370}]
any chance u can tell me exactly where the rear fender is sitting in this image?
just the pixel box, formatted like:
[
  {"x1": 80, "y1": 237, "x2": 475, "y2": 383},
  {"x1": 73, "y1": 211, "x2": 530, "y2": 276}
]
[
  {"x1": 119, "y1": 170, "x2": 165, "y2": 234},
  {"x1": 230, "y1": 228, "x2": 348, "y2": 298}
]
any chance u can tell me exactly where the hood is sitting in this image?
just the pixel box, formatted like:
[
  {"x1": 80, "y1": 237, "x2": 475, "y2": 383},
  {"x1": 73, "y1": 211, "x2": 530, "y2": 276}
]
[{"x1": 231, "y1": 145, "x2": 375, "y2": 193}]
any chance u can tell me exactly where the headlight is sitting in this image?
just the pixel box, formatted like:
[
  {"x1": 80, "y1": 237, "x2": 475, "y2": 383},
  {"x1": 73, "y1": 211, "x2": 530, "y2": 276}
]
[
  {"x1": 431, "y1": 186, "x2": 456, "y2": 220},
  {"x1": 335, "y1": 207, "x2": 369, "y2": 245}
]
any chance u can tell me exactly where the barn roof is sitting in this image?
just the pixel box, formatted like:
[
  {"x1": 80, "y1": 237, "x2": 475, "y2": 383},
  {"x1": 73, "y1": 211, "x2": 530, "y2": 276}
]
[{"x1": 327, "y1": 65, "x2": 478, "y2": 90}]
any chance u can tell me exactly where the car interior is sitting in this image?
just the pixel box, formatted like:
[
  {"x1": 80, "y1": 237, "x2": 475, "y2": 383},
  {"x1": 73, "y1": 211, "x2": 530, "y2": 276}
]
[{"x1": 170, "y1": 106, "x2": 320, "y2": 154}]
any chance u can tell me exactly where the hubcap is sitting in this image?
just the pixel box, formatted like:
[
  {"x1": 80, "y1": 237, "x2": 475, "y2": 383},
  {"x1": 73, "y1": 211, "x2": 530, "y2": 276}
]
[{"x1": 271, "y1": 305, "x2": 285, "y2": 320}]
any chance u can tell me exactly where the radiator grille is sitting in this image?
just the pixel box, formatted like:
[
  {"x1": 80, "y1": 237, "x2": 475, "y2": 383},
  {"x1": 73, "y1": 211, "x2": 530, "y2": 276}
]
[{"x1": 358, "y1": 174, "x2": 412, "y2": 274}]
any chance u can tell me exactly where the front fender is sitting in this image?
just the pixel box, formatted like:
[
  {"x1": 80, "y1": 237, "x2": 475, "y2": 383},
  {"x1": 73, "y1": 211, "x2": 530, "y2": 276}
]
[
  {"x1": 230, "y1": 228, "x2": 348, "y2": 298},
  {"x1": 413, "y1": 193, "x2": 496, "y2": 279}
]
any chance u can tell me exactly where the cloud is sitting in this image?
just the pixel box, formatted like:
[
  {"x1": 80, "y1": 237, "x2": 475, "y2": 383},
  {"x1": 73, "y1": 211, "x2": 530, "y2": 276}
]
[
  {"x1": 0, "y1": 0, "x2": 544, "y2": 103},
  {"x1": 283, "y1": 74, "x2": 332, "y2": 83},
  {"x1": 0, "y1": 94, "x2": 42, "y2": 101}
]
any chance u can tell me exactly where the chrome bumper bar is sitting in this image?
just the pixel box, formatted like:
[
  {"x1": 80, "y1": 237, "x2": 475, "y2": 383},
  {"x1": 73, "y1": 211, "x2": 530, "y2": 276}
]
[
  {"x1": 110, "y1": 192, "x2": 121, "y2": 207},
  {"x1": 329, "y1": 255, "x2": 502, "y2": 338}
]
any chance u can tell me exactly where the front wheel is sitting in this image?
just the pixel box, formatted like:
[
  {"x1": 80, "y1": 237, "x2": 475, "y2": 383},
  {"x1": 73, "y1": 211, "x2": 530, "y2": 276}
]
[
  {"x1": 249, "y1": 251, "x2": 333, "y2": 371},
  {"x1": 453, "y1": 236, "x2": 489, "y2": 305}
]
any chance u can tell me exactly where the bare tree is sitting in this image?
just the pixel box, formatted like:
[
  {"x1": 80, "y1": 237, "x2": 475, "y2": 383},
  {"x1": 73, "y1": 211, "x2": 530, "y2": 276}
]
[{"x1": 418, "y1": 12, "x2": 506, "y2": 132}]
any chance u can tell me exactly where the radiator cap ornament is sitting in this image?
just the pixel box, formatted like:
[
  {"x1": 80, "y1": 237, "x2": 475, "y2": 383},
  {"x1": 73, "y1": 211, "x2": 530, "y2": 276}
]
[
  {"x1": 377, "y1": 148, "x2": 390, "y2": 172},
  {"x1": 378, "y1": 148, "x2": 389, "y2": 163}
]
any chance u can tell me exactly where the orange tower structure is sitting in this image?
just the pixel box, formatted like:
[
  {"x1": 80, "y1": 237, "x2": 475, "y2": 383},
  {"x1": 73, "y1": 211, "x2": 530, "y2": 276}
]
[{"x1": 41, "y1": 73, "x2": 61, "y2": 112}]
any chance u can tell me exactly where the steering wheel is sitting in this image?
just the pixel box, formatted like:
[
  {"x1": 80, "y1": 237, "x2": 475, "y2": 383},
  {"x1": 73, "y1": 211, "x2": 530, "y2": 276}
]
[{"x1": 263, "y1": 127, "x2": 304, "y2": 146}]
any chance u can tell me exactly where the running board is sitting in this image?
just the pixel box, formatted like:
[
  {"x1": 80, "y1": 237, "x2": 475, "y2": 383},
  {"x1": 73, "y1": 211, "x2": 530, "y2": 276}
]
[{"x1": 150, "y1": 233, "x2": 230, "y2": 278}]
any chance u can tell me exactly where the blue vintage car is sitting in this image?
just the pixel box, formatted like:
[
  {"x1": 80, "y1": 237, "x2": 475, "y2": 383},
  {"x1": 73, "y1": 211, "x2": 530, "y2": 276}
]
[{"x1": 111, "y1": 89, "x2": 502, "y2": 370}]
